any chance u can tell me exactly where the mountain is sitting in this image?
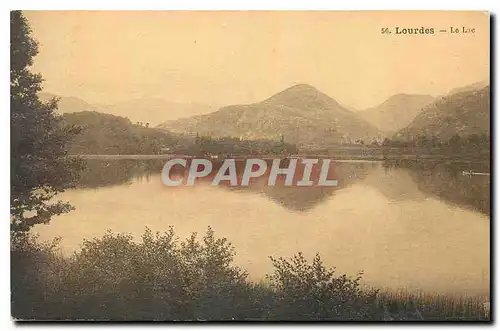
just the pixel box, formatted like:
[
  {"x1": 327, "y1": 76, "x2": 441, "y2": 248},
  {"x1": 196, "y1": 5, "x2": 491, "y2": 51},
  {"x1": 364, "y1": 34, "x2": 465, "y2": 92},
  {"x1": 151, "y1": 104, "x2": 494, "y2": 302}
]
[
  {"x1": 358, "y1": 94, "x2": 435, "y2": 134},
  {"x1": 38, "y1": 93, "x2": 216, "y2": 126},
  {"x1": 396, "y1": 85, "x2": 490, "y2": 141},
  {"x1": 39, "y1": 93, "x2": 97, "y2": 113},
  {"x1": 62, "y1": 111, "x2": 179, "y2": 155},
  {"x1": 158, "y1": 84, "x2": 382, "y2": 148},
  {"x1": 99, "y1": 98, "x2": 218, "y2": 127}
]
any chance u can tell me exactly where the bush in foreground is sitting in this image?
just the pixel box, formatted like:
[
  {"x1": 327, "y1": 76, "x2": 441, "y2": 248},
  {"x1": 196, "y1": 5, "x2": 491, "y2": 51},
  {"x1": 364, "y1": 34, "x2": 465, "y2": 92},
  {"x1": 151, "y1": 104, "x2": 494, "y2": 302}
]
[
  {"x1": 11, "y1": 228, "x2": 489, "y2": 321},
  {"x1": 265, "y1": 253, "x2": 378, "y2": 320}
]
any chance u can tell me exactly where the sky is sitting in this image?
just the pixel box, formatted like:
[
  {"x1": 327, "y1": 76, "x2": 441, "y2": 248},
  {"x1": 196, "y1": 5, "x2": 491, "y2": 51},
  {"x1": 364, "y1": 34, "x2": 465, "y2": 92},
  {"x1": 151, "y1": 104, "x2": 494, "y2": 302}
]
[{"x1": 24, "y1": 11, "x2": 489, "y2": 110}]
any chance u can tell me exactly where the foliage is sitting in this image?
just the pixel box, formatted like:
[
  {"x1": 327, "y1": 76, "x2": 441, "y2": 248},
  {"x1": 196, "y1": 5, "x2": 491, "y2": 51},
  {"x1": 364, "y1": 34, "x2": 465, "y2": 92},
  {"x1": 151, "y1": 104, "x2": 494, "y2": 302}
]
[
  {"x1": 62, "y1": 111, "x2": 179, "y2": 155},
  {"x1": 11, "y1": 232, "x2": 64, "y2": 318},
  {"x1": 266, "y1": 252, "x2": 379, "y2": 320},
  {"x1": 394, "y1": 86, "x2": 490, "y2": 142},
  {"x1": 10, "y1": 11, "x2": 84, "y2": 232},
  {"x1": 60, "y1": 112, "x2": 297, "y2": 157},
  {"x1": 383, "y1": 133, "x2": 489, "y2": 149},
  {"x1": 10, "y1": 228, "x2": 489, "y2": 321},
  {"x1": 12, "y1": 227, "x2": 252, "y2": 320},
  {"x1": 178, "y1": 135, "x2": 298, "y2": 156}
]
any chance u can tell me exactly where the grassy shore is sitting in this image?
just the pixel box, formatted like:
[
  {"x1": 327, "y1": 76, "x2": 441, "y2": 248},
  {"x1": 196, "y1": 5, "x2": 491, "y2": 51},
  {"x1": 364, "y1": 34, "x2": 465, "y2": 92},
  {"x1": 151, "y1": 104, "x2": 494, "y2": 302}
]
[
  {"x1": 376, "y1": 290, "x2": 489, "y2": 321},
  {"x1": 11, "y1": 229, "x2": 490, "y2": 321}
]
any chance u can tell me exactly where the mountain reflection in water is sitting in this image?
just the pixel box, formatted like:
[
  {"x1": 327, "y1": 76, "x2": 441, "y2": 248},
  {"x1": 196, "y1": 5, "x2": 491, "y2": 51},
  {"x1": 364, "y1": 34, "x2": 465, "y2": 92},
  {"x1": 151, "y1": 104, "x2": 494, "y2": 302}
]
[
  {"x1": 76, "y1": 158, "x2": 489, "y2": 215},
  {"x1": 35, "y1": 157, "x2": 490, "y2": 295}
]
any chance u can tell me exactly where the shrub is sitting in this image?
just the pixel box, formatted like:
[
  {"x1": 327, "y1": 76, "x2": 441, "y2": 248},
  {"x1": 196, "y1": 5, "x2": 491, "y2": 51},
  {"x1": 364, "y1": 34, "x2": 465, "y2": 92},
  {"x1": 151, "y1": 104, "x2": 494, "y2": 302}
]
[
  {"x1": 11, "y1": 232, "x2": 65, "y2": 320},
  {"x1": 12, "y1": 227, "x2": 253, "y2": 320},
  {"x1": 11, "y1": 228, "x2": 488, "y2": 321},
  {"x1": 265, "y1": 252, "x2": 379, "y2": 320}
]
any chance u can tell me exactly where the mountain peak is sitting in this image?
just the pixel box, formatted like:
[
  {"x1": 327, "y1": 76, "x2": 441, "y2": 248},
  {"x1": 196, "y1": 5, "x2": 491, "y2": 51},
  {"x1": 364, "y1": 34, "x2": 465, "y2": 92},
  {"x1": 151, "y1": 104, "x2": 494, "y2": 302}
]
[
  {"x1": 358, "y1": 94, "x2": 436, "y2": 133},
  {"x1": 284, "y1": 83, "x2": 321, "y2": 93},
  {"x1": 276, "y1": 84, "x2": 330, "y2": 99},
  {"x1": 160, "y1": 82, "x2": 381, "y2": 146},
  {"x1": 263, "y1": 84, "x2": 341, "y2": 110}
]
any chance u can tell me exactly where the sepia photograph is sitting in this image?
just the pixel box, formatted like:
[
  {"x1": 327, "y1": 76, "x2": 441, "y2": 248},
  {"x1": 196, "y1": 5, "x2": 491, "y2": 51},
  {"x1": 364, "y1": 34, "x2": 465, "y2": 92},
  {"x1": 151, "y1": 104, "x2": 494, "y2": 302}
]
[{"x1": 10, "y1": 10, "x2": 490, "y2": 321}]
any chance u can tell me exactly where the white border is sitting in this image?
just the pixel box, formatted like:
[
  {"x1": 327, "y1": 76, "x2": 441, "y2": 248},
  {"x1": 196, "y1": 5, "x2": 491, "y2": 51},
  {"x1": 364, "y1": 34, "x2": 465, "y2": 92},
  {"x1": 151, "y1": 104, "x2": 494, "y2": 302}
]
[{"x1": 3, "y1": 0, "x2": 495, "y2": 11}]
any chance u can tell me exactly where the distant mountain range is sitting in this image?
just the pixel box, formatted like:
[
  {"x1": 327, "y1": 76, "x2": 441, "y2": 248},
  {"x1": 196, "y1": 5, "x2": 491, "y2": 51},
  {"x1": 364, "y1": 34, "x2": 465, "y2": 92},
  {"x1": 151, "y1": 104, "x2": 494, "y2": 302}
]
[
  {"x1": 39, "y1": 93, "x2": 96, "y2": 113},
  {"x1": 396, "y1": 85, "x2": 490, "y2": 141},
  {"x1": 357, "y1": 94, "x2": 436, "y2": 134},
  {"x1": 158, "y1": 84, "x2": 382, "y2": 148},
  {"x1": 38, "y1": 93, "x2": 217, "y2": 126},
  {"x1": 41, "y1": 80, "x2": 490, "y2": 149}
]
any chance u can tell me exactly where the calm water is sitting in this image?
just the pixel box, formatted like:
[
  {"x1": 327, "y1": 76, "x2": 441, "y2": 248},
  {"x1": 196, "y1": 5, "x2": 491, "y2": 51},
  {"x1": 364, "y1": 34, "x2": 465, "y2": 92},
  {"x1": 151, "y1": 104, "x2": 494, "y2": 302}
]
[{"x1": 34, "y1": 158, "x2": 490, "y2": 295}]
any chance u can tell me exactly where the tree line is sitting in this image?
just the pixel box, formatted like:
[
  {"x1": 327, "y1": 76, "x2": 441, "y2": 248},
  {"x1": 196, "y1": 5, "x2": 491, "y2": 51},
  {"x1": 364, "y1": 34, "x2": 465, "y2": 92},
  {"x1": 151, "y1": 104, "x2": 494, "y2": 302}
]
[
  {"x1": 186, "y1": 134, "x2": 298, "y2": 156},
  {"x1": 382, "y1": 133, "x2": 490, "y2": 150}
]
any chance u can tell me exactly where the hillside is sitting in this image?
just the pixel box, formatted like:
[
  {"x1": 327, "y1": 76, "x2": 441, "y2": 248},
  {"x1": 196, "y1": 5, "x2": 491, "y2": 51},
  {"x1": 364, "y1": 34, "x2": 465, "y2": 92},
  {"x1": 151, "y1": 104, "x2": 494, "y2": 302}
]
[
  {"x1": 39, "y1": 93, "x2": 216, "y2": 126},
  {"x1": 448, "y1": 80, "x2": 489, "y2": 95},
  {"x1": 158, "y1": 84, "x2": 382, "y2": 148},
  {"x1": 39, "y1": 93, "x2": 97, "y2": 113},
  {"x1": 395, "y1": 86, "x2": 490, "y2": 141},
  {"x1": 62, "y1": 111, "x2": 179, "y2": 155},
  {"x1": 358, "y1": 94, "x2": 435, "y2": 134}
]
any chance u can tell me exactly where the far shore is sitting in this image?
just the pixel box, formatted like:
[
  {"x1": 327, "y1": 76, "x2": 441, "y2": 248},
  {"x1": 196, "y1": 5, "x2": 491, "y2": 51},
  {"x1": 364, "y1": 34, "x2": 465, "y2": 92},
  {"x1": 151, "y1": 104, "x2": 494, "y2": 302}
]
[{"x1": 72, "y1": 153, "x2": 489, "y2": 162}]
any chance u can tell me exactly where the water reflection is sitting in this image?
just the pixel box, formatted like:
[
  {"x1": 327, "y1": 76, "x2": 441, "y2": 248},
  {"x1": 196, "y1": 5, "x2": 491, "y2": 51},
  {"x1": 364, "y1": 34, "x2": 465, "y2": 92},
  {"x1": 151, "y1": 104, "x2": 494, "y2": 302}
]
[
  {"x1": 77, "y1": 159, "x2": 164, "y2": 189},
  {"x1": 382, "y1": 159, "x2": 490, "y2": 216},
  {"x1": 77, "y1": 158, "x2": 489, "y2": 215},
  {"x1": 78, "y1": 158, "x2": 378, "y2": 212}
]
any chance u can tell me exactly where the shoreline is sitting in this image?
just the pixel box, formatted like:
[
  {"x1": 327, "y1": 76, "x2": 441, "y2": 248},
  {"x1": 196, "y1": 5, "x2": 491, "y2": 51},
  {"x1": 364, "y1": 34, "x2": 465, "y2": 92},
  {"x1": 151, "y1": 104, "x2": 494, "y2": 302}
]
[{"x1": 72, "y1": 154, "x2": 490, "y2": 162}]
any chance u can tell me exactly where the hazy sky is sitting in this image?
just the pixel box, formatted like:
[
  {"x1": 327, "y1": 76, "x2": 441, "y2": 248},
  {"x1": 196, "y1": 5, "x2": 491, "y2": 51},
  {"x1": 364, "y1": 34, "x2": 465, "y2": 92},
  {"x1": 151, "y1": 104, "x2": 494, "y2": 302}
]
[{"x1": 25, "y1": 11, "x2": 489, "y2": 110}]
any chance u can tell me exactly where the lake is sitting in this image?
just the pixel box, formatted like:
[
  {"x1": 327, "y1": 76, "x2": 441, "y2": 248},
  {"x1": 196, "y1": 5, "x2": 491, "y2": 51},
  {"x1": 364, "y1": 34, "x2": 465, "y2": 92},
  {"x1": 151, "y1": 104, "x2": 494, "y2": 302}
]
[{"x1": 33, "y1": 157, "x2": 490, "y2": 296}]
